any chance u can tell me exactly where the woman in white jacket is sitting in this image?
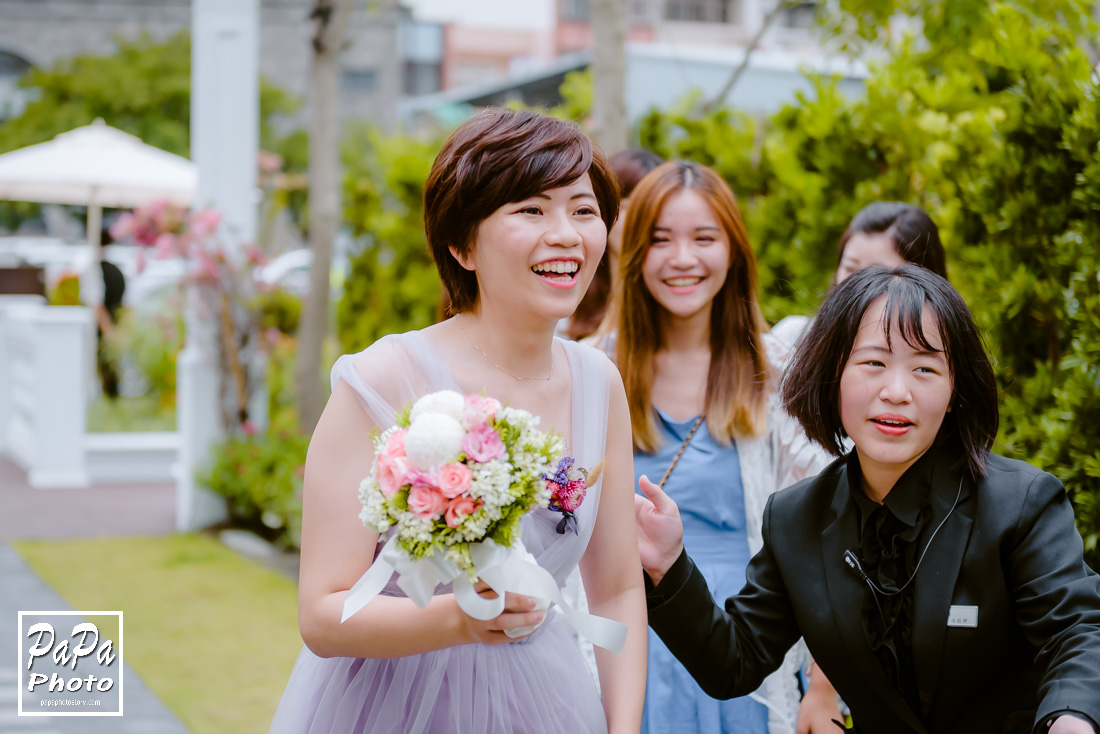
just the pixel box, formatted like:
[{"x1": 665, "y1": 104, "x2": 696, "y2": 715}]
[{"x1": 593, "y1": 161, "x2": 838, "y2": 734}]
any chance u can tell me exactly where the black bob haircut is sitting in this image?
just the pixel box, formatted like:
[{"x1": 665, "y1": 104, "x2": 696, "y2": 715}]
[{"x1": 782, "y1": 264, "x2": 999, "y2": 481}]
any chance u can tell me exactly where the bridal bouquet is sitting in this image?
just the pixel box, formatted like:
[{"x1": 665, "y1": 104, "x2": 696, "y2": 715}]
[
  {"x1": 358, "y1": 390, "x2": 563, "y2": 575},
  {"x1": 341, "y1": 390, "x2": 627, "y2": 654}
]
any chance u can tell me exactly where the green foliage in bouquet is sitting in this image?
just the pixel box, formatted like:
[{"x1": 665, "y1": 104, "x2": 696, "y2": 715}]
[
  {"x1": 638, "y1": 0, "x2": 1100, "y2": 564},
  {"x1": 365, "y1": 400, "x2": 562, "y2": 578},
  {"x1": 336, "y1": 126, "x2": 446, "y2": 353}
]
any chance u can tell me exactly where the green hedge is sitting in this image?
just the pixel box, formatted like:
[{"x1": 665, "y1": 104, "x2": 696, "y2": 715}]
[
  {"x1": 336, "y1": 126, "x2": 445, "y2": 354},
  {"x1": 639, "y1": 0, "x2": 1100, "y2": 564}
]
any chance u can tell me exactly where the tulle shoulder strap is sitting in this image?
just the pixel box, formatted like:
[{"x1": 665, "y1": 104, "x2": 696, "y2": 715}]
[
  {"x1": 330, "y1": 331, "x2": 461, "y2": 430},
  {"x1": 558, "y1": 338, "x2": 613, "y2": 474}
]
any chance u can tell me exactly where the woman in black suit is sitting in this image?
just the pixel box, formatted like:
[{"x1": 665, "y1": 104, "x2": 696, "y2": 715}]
[{"x1": 636, "y1": 265, "x2": 1100, "y2": 734}]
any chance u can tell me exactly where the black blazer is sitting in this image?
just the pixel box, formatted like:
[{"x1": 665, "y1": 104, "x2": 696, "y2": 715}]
[{"x1": 647, "y1": 449, "x2": 1100, "y2": 734}]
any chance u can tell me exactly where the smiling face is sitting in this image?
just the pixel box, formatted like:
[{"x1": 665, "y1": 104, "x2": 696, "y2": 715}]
[
  {"x1": 836, "y1": 231, "x2": 906, "y2": 285},
  {"x1": 455, "y1": 173, "x2": 607, "y2": 322},
  {"x1": 839, "y1": 296, "x2": 954, "y2": 494},
  {"x1": 641, "y1": 189, "x2": 731, "y2": 324}
]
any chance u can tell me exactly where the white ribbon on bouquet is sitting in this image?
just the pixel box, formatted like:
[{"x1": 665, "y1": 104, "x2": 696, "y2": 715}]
[{"x1": 340, "y1": 536, "x2": 628, "y2": 655}]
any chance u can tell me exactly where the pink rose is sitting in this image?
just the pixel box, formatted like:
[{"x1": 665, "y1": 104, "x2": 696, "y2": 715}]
[
  {"x1": 462, "y1": 424, "x2": 505, "y2": 463},
  {"x1": 445, "y1": 496, "x2": 483, "y2": 528},
  {"x1": 377, "y1": 454, "x2": 410, "y2": 497},
  {"x1": 437, "y1": 462, "x2": 472, "y2": 499},
  {"x1": 408, "y1": 485, "x2": 448, "y2": 520},
  {"x1": 462, "y1": 394, "x2": 503, "y2": 428},
  {"x1": 380, "y1": 428, "x2": 407, "y2": 461},
  {"x1": 404, "y1": 469, "x2": 437, "y2": 491}
]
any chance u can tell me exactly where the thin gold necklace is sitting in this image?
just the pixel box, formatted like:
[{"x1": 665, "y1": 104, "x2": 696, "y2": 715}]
[{"x1": 457, "y1": 318, "x2": 554, "y2": 381}]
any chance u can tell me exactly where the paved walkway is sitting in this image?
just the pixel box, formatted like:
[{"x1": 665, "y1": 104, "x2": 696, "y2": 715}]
[
  {"x1": 1, "y1": 545, "x2": 190, "y2": 734},
  {"x1": 1, "y1": 458, "x2": 189, "y2": 732},
  {"x1": 0, "y1": 458, "x2": 176, "y2": 541}
]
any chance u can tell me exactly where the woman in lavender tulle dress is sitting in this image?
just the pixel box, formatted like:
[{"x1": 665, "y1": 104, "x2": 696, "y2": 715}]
[{"x1": 269, "y1": 109, "x2": 648, "y2": 734}]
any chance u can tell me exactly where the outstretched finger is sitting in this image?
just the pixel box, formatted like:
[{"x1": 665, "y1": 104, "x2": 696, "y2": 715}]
[{"x1": 638, "y1": 475, "x2": 676, "y2": 513}]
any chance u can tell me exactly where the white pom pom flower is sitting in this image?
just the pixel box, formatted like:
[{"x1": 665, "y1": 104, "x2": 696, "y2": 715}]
[
  {"x1": 404, "y1": 413, "x2": 465, "y2": 471},
  {"x1": 409, "y1": 390, "x2": 465, "y2": 426}
]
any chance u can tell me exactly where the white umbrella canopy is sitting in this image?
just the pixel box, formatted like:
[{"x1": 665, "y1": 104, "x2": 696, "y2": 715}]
[
  {"x1": 0, "y1": 119, "x2": 197, "y2": 304},
  {"x1": 0, "y1": 118, "x2": 196, "y2": 208}
]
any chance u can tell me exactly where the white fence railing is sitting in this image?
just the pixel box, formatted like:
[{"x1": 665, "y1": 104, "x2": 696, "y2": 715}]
[{"x1": 0, "y1": 296, "x2": 179, "y2": 489}]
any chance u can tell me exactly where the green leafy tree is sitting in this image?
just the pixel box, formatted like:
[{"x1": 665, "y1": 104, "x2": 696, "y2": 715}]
[
  {"x1": 336, "y1": 126, "x2": 446, "y2": 353},
  {"x1": 641, "y1": 0, "x2": 1100, "y2": 563},
  {"x1": 0, "y1": 31, "x2": 298, "y2": 157}
]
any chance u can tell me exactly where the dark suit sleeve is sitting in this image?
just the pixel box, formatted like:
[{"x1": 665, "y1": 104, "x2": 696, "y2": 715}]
[
  {"x1": 1004, "y1": 471, "x2": 1100, "y2": 732},
  {"x1": 646, "y1": 495, "x2": 803, "y2": 700}
]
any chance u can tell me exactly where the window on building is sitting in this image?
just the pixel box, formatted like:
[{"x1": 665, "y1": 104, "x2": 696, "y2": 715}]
[
  {"x1": 404, "y1": 61, "x2": 441, "y2": 96},
  {"x1": 630, "y1": 0, "x2": 655, "y2": 22},
  {"x1": 664, "y1": 0, "x2": 735, "y2": 23},
  {"x1": 0, "y1": 51, "x2": 32, "y2": 77},
  {"x1": 0, "y1": 50, "x2": 33, "y2": 122},
  {"x1": 342, "y1": 69, "x2": 377, "y2": 93},
  {"x1": 400, "y1": 21, "x2": 444, "y2": 64},
  {"x1": 779, "y1": 1, "x2": 817, "y2": 28},
  {"x1": 561, "y1": 0, "x2": 590, "y2": 21}
]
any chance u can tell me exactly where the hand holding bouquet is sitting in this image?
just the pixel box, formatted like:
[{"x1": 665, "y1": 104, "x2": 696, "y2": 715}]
[{"x1": 341, "y1": 390, "x2": 627, "y2": 653}]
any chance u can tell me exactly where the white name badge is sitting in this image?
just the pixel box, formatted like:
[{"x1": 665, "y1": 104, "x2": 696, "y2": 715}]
[{"x1": 947, "y1": 605, "x2": 978, "y2": 628}]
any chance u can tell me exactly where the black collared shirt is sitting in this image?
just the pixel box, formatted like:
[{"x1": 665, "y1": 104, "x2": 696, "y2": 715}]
[{"x1": 848, "y1": 448, "x2": 937, "y2": 719}]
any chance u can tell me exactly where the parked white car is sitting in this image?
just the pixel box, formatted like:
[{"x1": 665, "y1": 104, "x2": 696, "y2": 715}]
[{"x1": 256, "y1": 247, "x2": 349, "y2": 300}]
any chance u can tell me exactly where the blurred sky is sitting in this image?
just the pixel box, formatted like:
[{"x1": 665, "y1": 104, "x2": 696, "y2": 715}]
[{"x1": 404, "y1": 0, "x2": 555, "y2": 29}]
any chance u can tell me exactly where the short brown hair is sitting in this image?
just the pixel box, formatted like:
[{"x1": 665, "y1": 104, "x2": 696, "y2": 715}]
[
  {"x1": 424, "y1": 109, "x2": 620, "y2": 313},
  {"x1": 615, "y1": 161, "x2": 770, "y2": 452},
  {"x1": 567, "y1": 148, "x2": 664, "y2": 340}
]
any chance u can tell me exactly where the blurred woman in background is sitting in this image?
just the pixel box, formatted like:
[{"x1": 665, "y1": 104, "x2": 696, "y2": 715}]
[
  {"x1": 564, "y1": 148, "x2": 663, "y2": 340},
  {"x1": 608, "y1": 160, "x2": 838, "y2": 734},
  {"x1": 773, "y1": 201, "x2": 946, "y2": 348}
]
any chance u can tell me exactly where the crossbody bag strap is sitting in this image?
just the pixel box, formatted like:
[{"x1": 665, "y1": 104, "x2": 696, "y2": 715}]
[{"x1": 657, "y1": 415, "x2": 705, "y2": 490}]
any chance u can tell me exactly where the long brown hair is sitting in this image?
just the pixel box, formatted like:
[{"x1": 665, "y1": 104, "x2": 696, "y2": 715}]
[{"x1": 615, "y1": 161, "x2": 770, "y2": 452}]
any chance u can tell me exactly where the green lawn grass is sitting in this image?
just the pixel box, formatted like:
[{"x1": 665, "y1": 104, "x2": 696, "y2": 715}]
[
  {"x1": 13, "y1": 535, "x2": 302, "y2": 734},
  {"x1": 87, "y1": 394, "x2": 177, "y2": 433}
]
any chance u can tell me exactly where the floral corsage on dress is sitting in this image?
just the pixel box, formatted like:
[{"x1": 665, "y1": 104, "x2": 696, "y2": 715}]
[{"x1": 545, "y1": 456, "x2": 589, "y2": 535}]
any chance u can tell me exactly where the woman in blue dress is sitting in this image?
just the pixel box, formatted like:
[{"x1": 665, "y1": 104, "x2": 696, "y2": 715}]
[{"x1": 596, "y1": 161, "x2": 839, "y2": 734}]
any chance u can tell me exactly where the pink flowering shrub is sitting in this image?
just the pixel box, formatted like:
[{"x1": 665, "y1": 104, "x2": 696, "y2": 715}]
[{"x1": 110, "y1": 199, "x2": 275, "y2": 436}]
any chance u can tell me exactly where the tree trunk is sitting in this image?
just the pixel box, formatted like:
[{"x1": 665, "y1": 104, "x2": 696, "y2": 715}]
[
  {"x1": 296, "y1": 0, "x2": 355, "y2": 434},
  {"x1": 591, "y1": 0, "x2": 628, "y2": 155}
]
